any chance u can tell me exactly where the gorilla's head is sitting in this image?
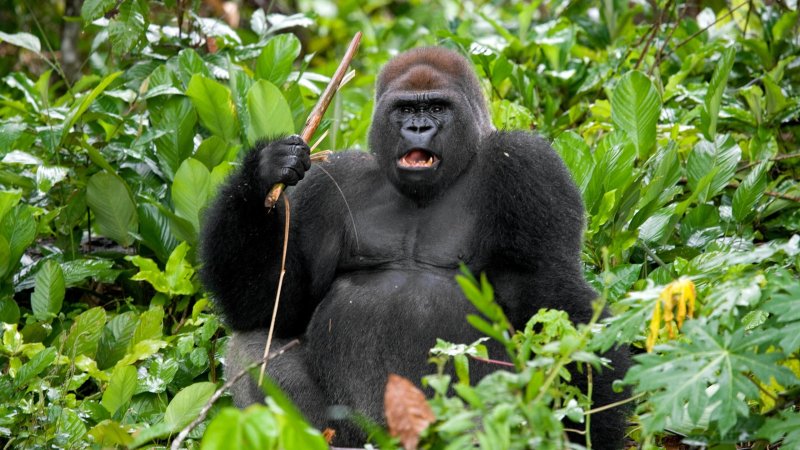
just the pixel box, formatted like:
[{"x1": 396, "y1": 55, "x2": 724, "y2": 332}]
[{"x1": 369, "y1": 47, "x2": 493, "y2": 201}]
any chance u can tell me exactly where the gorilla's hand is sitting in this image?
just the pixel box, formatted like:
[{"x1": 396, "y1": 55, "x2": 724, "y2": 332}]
[{"x1": 257, "y1": 135, "x2": 311, "y2": 189}]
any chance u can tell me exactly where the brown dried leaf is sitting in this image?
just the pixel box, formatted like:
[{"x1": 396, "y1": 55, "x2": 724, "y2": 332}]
[
  {"x1": 384, "y1": 374, "x2": 435, "y2": 450},
  {"x1": 322, "y1": 428, "x2": 336, "y2": 445}
]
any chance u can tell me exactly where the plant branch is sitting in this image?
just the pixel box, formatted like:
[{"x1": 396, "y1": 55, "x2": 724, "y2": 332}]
[
  {"x1": 737, "y1": 152, "x2": 800, "y2": 171},
  {"x1": 264, "y1": 31, "x2": 363, "y2": 208},
  {"x1": 257, "y1": 194, "x2": 291, "y2": 387},
  {"x1": 674, "y1": 1, "x2": 749, "y2": 50},
  {"x1": 170, "y1": 339, "x2": 300, "y2": 450},
  {"x1": 583, "y1": 392, "x2": 646, "y2": 416}
]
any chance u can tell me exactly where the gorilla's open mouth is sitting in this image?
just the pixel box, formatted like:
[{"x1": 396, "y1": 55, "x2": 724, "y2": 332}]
[{"x1": 398, "y1": 149, "x2": 440, "y2": 170}]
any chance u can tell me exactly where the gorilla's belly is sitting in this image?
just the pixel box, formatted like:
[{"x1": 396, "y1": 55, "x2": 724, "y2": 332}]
[{"x1": 304, "y1": 269, "x2": 482, "y2": 416}]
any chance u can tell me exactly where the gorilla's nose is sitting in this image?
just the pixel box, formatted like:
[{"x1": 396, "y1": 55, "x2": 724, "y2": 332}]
[{"x1": 401, "y1": 118, "x2": 436, "y2": 142}]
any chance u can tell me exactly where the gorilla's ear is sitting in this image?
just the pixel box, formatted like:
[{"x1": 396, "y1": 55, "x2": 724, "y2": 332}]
[{"x1": 375, "y1": 47, "x2": 494, "y2": 134}]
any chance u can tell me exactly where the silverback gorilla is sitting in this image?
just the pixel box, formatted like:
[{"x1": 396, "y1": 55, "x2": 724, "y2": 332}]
[{"x1": 200, "y1": 47, "x2": 629, "y2": 448}]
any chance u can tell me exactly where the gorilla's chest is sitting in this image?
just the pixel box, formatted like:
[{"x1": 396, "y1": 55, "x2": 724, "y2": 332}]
[{"x1": 342, "y1": 186, "x2": 479, "y2": 270}]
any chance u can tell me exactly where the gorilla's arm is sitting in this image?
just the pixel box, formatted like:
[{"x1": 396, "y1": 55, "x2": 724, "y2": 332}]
[
  {"x1": 478, "y1": 131, "x2": 597, "y2": 327},
  {"x1": 199, "y1": 137, "x2": 343, "y2": 334}
]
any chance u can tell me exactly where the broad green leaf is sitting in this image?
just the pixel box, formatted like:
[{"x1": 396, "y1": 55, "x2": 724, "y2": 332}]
[
  {"x1": 0, "y1": 190, "x2": 22, "y2": 223},
  {"x1": 14, "y1": 347, "x2": 56, "y2": 388},
  {"x1": 0, "y1": 31, "x2": 41, "y2": 54},
  {"x1": 80, "y1": 0, "x2": 115, "y2": 22},
  {"x1": 108, "y1": 0, "x2": 148, "y2": 54},
  {"x1": 246, "y1": 79, "x2": 295, "y2": 146},
  {"x1": 703, "y1": 47, "x2": 736, "y2": 139},
  {"x1": 195, "y1": 136, "x2": 229, "y2": 170},
  {"x1": 201, "y1": 406, "x2": 280, "y2": 450},
  {"x1": 102, "y1": 364, "x2": 137, "y2": 415},
  {"x1": 165, "y1": 382, "x2": 217, "y2": 430},
  {"x1": 175, "y1": 48, "x2": 211, "y2": 88},
  {"x1": 31, "y1": 260, "x2": 65, "y2": 320},
  {"x1": 164, "y1": 241, "x2": 195, "y2": 295},
  {"x1": 209, "y1": 161, "x2": 234, "y2": 196},
  {"x1": 732, "y1": 160, "x2": 770, "y2": 223},
  {"x1": 685, "y1": 137, "x2": 741, "y2": 203},
  {"x1": 117, "y1": 339, "x2": 168, "y2": 366},
  {"x1": 137, "y1": 203, "x2": 179, "y2": 263},
  {"x1": 60, "y1": 71, "x2": 123, "y2": 147},
  {"x1": 87, "y1": 172, "x2": 138, "y2": 247},
  {"x1": 88, "y1": 420, "x2": 134, "y2": 447},
  {"x1": 128, "y1": 255, "x2": 169, "y2": 292},
  {"x1": 0, "y1": 296, "x2": 20, "y2": 324},
  {"x1": 611, "y1": 71, "x2": 662, "y2": 158},
  {"x1": 255, "y1": 33, "x2": 302, "y2": 86},
  {"x1": 63, "y1": 307, "x2": 106, "y2": 359},
  {"x1": 186, "y1": 74, "x2": 239, "y2": 143},
  {"x1": 638, "y1": 206, "x2": 676, "y2": 243},
  {"x1": 172, "y1": 158, "x2": 211, "y2": 233},
  {"x1": 0, "y1": 235, "x2": 10, "y2": 279},
  {"x1": 150, "y1": 97, "x2": 197, "y2": 180},
  {"x1": 0, "y1": 204, "x2": 36, "y2": 274},
  {"x1": 552, "y1": 131, "x2": 594, "y2": 196},
  {"x1": 131, "y1": 307, "x2": 165, "y2": 349},
  {"x1": 96, "y1": 312, "x2": 138, "y2": 370}
]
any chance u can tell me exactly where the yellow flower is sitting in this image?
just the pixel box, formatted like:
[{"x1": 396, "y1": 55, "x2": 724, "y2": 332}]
[{"x1": 646, "y1": 278, "x2": 697, "y2": 352}]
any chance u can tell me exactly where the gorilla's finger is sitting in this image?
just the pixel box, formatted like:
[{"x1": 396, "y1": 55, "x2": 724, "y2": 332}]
[{"x1": 280, "y1": 166, "x2": 302, "y2": 185}]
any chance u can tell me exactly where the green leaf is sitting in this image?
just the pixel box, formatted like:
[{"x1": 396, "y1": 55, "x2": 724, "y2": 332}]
[
  {"x1": 88, "y1": 420, "x2": 134, "y2": 447},
  {"x1": 186, "y1": 74, "x2": 239, "y2": 143},
  {"x1": 552, "y1": 131, "x2": 594, "y2": 196},
  {"x1": 87, "y1": 172, "x2": 138, "y2": 247},
  {"x1": 0, "y1": 31, "x2": 41, "y2": 54},
  {"x1": 164, "y1": 241, "x2": 195, "y2": 295},
  {"x1": 150, "y1": 97, "x2": 197, "y2": 180},
  {"x1": 175, "y1": 49, "x2": 211, "y2": 88},
  {"x1": 14, "y1": 347, "x2": 56, "y2": 388},
  {"x1": 703, "y1": 47, "x2": 736, "y2": 139},
  {"x1": 255, "y1": 34, "x2": 302, "y2": 86},
  {"x1": 60, "y1": 71, "x2": 123, "y2": 147},
  {"x1": 246, "y1": 79, "x2": 295, "y2": 146},
  {"x1": 732, "y1": 161, "x2": 769, "y2": 223},
  {"x1": 101, "y1": 365, "x2": 137, "y2": 415},
  {"x1": 108, "y1": 0, "x2": 148, "y2": 54},
  {"x1": 686, "y1": 137, "x2": 741, "y2": 203},
  {"x1": 130, "y1": 307, "x2": 164, "y2": 350},
  {"x1": 96, "y1": 312, "x2": 138, "y2": 370},
  {"x1": 137, "y1": 204, "x2": 179, "y2": 262},
  {"x1": 195, "y1": 136, "x2": 230, "y2": 170},
  {"x1": 201, "y1": 406, "x2": 280, "y2": 450},
  {"x1": 172, "y1": 158, "x2": 211, "y2": 234},
  {"x1": 80, "y1": 0, "x2": 116, "y2": 22},
  {"x1": 164, "y1": 382, "x2": 217, "y2": 431},
  {"x1": 0, "y1": 296, "x2": 21, "y2": 324},
  {"x1": 63, "y1": 307, "x2": 107, "y2": 359},
  {"x1": 0, "y1": 235, "x2": 10, "y2": 279},
  {"x1": 0, "y1": 205, "x2": 36, "y2": 276},
  {"x1": 31, "y1": 260, "x2": 65, "y2": 321},
  {"x1": 611, "y1": 71, "x2": 662, "y2": 158}
]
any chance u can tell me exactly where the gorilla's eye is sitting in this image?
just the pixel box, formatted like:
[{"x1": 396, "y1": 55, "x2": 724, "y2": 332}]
[
  {"x1": 430, "y1": 105, "x2": 444, "y2": 113},
  {"x1": 400, "y1": 106, "x2": 414, "y2": 114}
]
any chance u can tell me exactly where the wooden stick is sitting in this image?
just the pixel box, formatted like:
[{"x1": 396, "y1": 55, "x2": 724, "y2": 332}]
[{"x1": 264, "y1": 31, "x2": 362, "y2": 208}]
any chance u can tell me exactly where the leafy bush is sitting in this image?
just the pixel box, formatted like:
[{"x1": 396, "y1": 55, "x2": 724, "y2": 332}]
[{"x1": 1, "y1": 0, "x2": 799, "y2": 449}]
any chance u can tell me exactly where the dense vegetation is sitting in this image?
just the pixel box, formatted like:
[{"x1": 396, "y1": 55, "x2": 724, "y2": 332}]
[{"x1": 0, "y1": 0, "x2": 798, "y2": 448}]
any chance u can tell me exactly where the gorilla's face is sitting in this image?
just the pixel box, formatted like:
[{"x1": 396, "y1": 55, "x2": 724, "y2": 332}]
[
  {"x1": 370, "y1": 87, "x2": 481, "y2": 201},
  {"x1": 369, "y1": 48, "x2": 493, "y2": 201}
]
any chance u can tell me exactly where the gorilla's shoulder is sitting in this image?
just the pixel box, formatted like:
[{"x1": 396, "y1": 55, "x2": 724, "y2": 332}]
[
  {"x1": 481, "y1": 130, "x2": 572, "y2": 181},
  {"x1": 294, "y1": 150, "x2": 380, "y2": 201}
]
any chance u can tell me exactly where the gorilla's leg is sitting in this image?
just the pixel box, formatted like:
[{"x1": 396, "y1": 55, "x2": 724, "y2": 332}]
[
  {"x1": 227, "y1": 330, "x2": 367, "y2": 445},
  {"x1": 226, "y1": 331, "x2": 327, "y2": 423}
]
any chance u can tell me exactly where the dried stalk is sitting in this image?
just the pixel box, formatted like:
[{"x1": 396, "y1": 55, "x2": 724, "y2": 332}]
[
  {"x1": 170, "y1": 339, "x2": 300, "y2": 450},
  {"x1": 264, "y1": 31, "x2": 363, "y2": 208}
]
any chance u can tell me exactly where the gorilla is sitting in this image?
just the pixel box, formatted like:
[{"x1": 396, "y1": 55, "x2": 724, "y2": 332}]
[{"x1": 200, "y1": 47, "x2": 629, "y2": 448}]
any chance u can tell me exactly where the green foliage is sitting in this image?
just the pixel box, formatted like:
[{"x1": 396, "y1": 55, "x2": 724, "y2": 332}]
[{"x1": 1, "y1": 0, "x2": 799, "y2": 448}]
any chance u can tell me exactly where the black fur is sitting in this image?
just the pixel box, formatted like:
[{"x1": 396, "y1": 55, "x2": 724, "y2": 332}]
[{"x1": 200, "y1": 47, "x2": 629, "y2": 448}]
